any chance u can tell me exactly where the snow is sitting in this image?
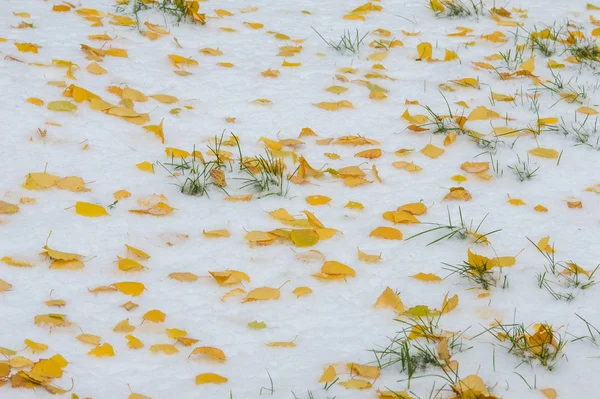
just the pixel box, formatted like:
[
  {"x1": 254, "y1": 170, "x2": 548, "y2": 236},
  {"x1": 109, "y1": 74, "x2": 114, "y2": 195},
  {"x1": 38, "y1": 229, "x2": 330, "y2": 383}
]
[{"x1": 1, "y1": 0, "x2": 600, "y2": 398}]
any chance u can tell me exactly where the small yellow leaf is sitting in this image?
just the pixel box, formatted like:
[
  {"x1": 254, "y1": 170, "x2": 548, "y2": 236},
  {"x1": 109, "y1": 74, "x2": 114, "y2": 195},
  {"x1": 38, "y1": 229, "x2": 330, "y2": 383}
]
[
  {"x1": 126, "y1": 334, "x2": 144, "y2": 349},
  {"x1": 136, "y1": 161, "x2": 154, "y2": 173},
  {"x1": 150, "y1": 344, "x2": 179, "y2": 355},
  {"x1": 292, "y1": 286, "x2": 313, "y2": 297},
  {"x1": 26, "y1": 97, "x2": 44, "y2": 106},
  {"x1": 411, "y1": 273, "x2": 442, "y2": 281},
  {"x1": 143, "y1": 309, "x2": 166, "y2": 323},
  {"x1": 358, "y1": 249, "x2": 381, "y2": 263},
  {"x1": 75, "y1": 201, "x2": 109, "y2": 217},
  {"x1": 88, "y1": 343, "x2": 115, "y2": 357}
]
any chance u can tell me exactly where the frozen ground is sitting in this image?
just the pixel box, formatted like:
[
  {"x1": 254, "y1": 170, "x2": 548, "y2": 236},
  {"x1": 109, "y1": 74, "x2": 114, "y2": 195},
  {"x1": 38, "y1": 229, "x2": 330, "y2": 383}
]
[{"x1": 1, "y1": 0, "x2": 600, "y2": 398}]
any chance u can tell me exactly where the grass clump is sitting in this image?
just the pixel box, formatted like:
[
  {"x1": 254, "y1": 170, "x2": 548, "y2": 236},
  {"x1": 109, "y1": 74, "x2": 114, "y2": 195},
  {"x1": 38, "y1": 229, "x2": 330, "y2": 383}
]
[
  {"x1": 311, "y1": 27, "x2": 369, "y2": 54},
  {"x1": 116, "y1": 0, "x2": 206, "y2": 29},
  {"x1": 407, "y1": 207, "x2": 501, "y2": 246},
  {"x1": 429, "y1": 0, "x2": 485, "y2": 18},
  {"x1": 477, "y1": 321, "x2": 566, "y2": 370}
]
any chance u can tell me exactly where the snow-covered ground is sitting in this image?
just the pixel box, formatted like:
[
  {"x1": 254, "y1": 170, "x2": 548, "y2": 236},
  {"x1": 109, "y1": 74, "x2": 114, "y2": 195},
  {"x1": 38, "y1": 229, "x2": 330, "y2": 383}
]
[{"x1": 1, "y1": 0, "x2": 600, "y2": 398}]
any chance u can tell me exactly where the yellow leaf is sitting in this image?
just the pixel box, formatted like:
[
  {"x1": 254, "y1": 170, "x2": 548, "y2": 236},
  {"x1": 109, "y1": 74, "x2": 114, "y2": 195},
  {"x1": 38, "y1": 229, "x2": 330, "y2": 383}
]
[
  {"x1": 143, "y1": 119, "x2": 165, "y2": 144},
  {"x1": 318, "y1": 365, "x2": 337, "y2": 383},
  {"x1": 200, "y1": 47, "x2": 223, "y2": 56},
  {"x1": 150, "y1": 94, "x2": 178, "y2": 104},
  {"x1": 117, "y1": 257, "x2": 146, "y2": 272},
  {"x1": 508, "y1": 198, "x2": 526, "y2": 206},
  {"x1": 47, "y1": 101, "x2": 77, "y2": 112},
  {"x1": 243, "y1": 287, "x2": 280, "y2": 302},
  {"x1": 203, "y1": 229, "x2": 230, "y2": 238},
  {"x1": 355, "y1": 149, "x2": 382, "y2": 159},
  {"x1": 411, "y1": 273, "x2": 442, "y2": 281},
  {"x1": 1, "y1": 257, "x2": 32, "y2": 267},
  {"x1": 417, "y1": 42, "x2": 432, "y2": 60},
  {"x1": 541, "y1": 388, "x2": 557, "y2": 399},
  {"x1": 45, "y1": 299, "x2": 66, "y2": 307},
  {"x1": 292, "y1": 286, "x2": 313, "y2": 297},
  {"x1": 290, "y1": 229, "x2": 320, "y2": 247},
  {"x1": 348, "y1": 363, "x2": 380, "y2": 379},
  {"x1": 441, "y1": 294, "x2": 459, "y2": 314},
  {"x1": 305, "y1": 195, "x2": 331, "y2": 205},
  {"x1": 461, "y1": 162, "x2": 489, "y2": 173},
  {"x1": 26, "y1": 97, "x2": 44, "y2": 106},
  {"x1": 75, "y1": 201, "x2": 109, "y2": 217},
  {"x1": 112, "y1": 282, "x2": 145, "y2": 296},
  {"x1": 77, "y1": 334, "x2": 101, "y2": 346},
  {"x1": 339, "y1": 379, "x2": 372, "y2": 389},
  {"x1": 247, "y1": 320, "x2": 267, "y2": 329},
  {"x1": 358, "y1": 249, "x2": 381, "y2": 263},
  {"x1": 105, "y1": 48, "x2": 128, "y2": 57},
  {"x1": 0, "y1": 201, "x2": 19, "y2": 214},
  {"x1": 374, "y1": 287, "x2": 404, "y2": 313},
  {"x1": 196, "y1": 373, "x2": 228, "y2": 385},
  {"x1": 443, "y1": 187, "x2": 472, "y2": 201},
  {"x1": 24, "y1": 339, "x2": 48, "y2": 354},
  {"x1": 267, "y1": 339, "x2": 297, "y2": 347},
  {"x1": 519, "y1": 57, "x2": 535, "y2": 72},
  {"x1": 57, "y1": 176, "x2": 90, "y2": 192},
  {"x1": 125, "y1": 244, "x2": 150, "y2": 259},
  {"x1": 88, "y1": 343, "x2": 115, "y2": 357},
  {"x1": 345, "y1": 201, "x2": 364, "y2": 210},
  {"x1": 126, "y1": 335, "x2": 144, "y2": 349},
  {"x1": 143, "y1": 309, "x2": 166, "y2": 323},
  {"x1": 169, "y1": 272, "x2": 199, "y2": 282},
  {"x1": 369, "y1": 226, "x2": 403, "y2": 240},
  {"x1": 136, "y1": 161, "x2": 154, "y2": 173},
  {"x1": 189, "y1": 346, "x2": 226, "y2": 361},
  {"x1": 244, "y1": 22, "x2": 264, "y2": 29},
  {"x1": 168, "y1": 54, "x2": 198, "y2": 68},
  {"x1": 444, "y1": 49, "x2": 459, "y2": 61},
  {"x1": 15, "y1": 42, "x2": 40, "y2": 53},
  {"x1": 421, "y1": 144, "x2": 445, "y2": 158},
  {"x1": 529, "y1": 147, "x2": 558, "y2": 158},
  {"x1": 325, "y1": 85, "x2": 348, "y2": 95},
  {"x1": 210, "y1": 270, "x2": 250, "y2": 286},
  {"x1": 491, "y1": 92, "x2": 515, "y2": 101},
  {"x1": 577, "y1": 106, "x2": 598, "y2": 115},
  {"x1": 452, "y1": 375, "x2": 490, "y2": 396},
  {"x1": 150, "y1": 344, "x2": 179, "y2": 355}
]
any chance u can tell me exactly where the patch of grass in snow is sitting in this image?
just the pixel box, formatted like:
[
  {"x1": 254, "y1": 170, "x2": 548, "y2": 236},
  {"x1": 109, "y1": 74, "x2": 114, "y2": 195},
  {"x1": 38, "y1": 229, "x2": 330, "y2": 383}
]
[
  {"x1": 116, "y1": 0, "x2": 199, "y2": 29},
  {"x1": 508, "y1": 154, "x2": 539, "y2": 182},
  {"x1": 419, "y1": 93, "x2": 468, "y2": 136},
  {"x1": 430, "y1": 0, "x2": 485, "y2": 18},
  {"x1": 311, "y1": 27, "x2": 369, "y2": 54},
  {"x1": 528, "y1": 238, "x2": 599, "y2": 301},
  {"x1": 372, "y1": 315, "x2": 469, "y2": 389},
  {"x1": 407, "y1": 207, "x2": 501, "y2": 246},
  {"x1": 476, "y1": 321, "x2": 567, "y2": 370},
  {"x1": 443, "y1": 259, "x2": 498, "y2": 290}
]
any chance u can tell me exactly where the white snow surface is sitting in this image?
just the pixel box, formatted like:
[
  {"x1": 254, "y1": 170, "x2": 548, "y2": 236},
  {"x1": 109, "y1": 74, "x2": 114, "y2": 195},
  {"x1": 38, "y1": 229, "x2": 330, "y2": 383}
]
[{"x1": 1, "y1": 0, "x2": 600, "y2": 398}]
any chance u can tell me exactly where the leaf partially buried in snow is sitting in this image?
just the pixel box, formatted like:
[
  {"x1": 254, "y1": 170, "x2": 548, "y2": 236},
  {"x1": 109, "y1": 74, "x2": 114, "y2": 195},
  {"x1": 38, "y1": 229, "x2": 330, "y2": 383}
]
[
  {"x1": 374, "y1": 287, "x2": 404, "y2": 313},
  {"x1": 195, "y1": 373, "x2": 228, "y2": 385},
  {"x1": 369, "y1": 226, "x2": 403, "y2": 240},
  {"x1": 313, "y1": 261, "x2": 355, "y2": 279},
  {"x1": 189, "y1": 346, "x2": 226, "y2": 361},
  {"x1": 243, "y1": 286, "x2": 281, "y2": 302}
]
